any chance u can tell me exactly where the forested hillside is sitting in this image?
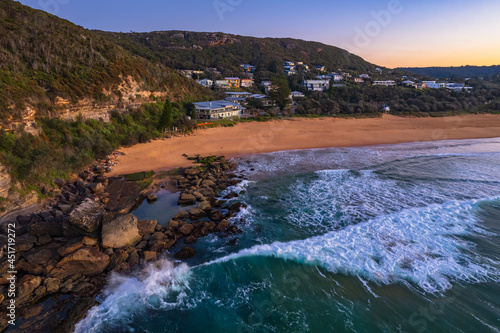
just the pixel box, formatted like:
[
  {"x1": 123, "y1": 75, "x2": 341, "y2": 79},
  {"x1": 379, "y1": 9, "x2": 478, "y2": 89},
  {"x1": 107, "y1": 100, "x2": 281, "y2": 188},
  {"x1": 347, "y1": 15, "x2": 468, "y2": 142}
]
[
  {"x1": 0, "y1": 0, "x2": 212, "y2": 125},
  {"x1": 98, "y1": 30, "x2": 378, "y2": 78}
]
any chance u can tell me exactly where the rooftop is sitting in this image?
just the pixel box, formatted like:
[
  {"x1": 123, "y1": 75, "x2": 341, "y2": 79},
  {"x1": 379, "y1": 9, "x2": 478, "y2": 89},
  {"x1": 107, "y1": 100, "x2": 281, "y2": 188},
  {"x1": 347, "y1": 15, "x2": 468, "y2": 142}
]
[
  {"x1": 194, "y1": 100, "x2": 246, "y2": 110},
  {"x1": 225, "y1": 92, "x2": 253, "y2": 95}
]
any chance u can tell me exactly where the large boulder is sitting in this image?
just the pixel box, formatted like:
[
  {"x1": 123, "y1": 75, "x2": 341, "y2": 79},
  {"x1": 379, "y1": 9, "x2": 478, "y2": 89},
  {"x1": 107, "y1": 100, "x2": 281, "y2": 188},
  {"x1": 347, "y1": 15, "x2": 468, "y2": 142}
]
[
  {"x1": 201, "y1": 179, "x2": 216, "y2": 188},
  {"x1": 90, "y1": 182, "x2": 105, "y2": 195},
  {"x1": 101, "y1": 214, "x2": 142, "y2": 249},
  {"x1": 178, "y1": 224, "x2": 195, "y2": 236},
  {"x1": 198, "y1": 201, "x2": 211, "y2": 212},
  {"x1": 184, "y1": 167, "x2": 201, "y2": 176},
  {"x1": 17, "y1": 275, "x2": 42, "y2": 304},
  {"x1": 23, "y1": 247, "x2": 59, "y2": 266},
  {"x1": 173, "y1": 210, "x2": 189, "y2": 220},
  {"x1": 137, "y1": 220, "x2": 157, "y2": 236},
  {"x1": 44, "y1": 278, "x2": 61, "y2": 294},
  {"x1": 29, "y1": 220, "x2": 63, "y2": 237},
  {"x1": 189, "y1": 207, "x2": 206, "y2": 218},
  {"x1": 178, "y1": 193, "x2": 196, "y2": 205},
  {"x1": 215, "y1": 219, "x2": 230, "y2": 233},
  {"x1": 49, "y1": 247, "x2": 110, "y2": 279},
  {"x1": 174, "y1": 246, "x2": 196, "y2": 260},
  {"x1": 67, "y1": 198, "x2": 103, "y2": 233}
]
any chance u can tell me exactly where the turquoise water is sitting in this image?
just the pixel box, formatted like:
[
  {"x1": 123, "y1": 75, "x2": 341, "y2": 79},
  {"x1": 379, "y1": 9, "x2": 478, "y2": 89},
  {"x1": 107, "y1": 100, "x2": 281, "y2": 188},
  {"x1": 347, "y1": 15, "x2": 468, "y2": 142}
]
[{"x1": 76, "y1": 138, "x2": 500, "y2": 333}]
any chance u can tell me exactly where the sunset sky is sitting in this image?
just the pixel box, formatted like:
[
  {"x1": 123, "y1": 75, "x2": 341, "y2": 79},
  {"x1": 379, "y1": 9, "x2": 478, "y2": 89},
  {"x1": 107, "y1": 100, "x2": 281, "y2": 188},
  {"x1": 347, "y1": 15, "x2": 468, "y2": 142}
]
[{"x1": 20, "y1": 0, "x2": 500, "y2": 68}]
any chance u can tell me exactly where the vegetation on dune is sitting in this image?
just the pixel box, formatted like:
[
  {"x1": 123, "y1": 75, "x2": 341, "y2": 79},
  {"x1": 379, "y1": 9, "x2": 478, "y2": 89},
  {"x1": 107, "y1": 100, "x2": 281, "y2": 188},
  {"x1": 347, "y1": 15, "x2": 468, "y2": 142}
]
[{"x1": 0, "y1": 101, "x2": 196, "y2": 191}]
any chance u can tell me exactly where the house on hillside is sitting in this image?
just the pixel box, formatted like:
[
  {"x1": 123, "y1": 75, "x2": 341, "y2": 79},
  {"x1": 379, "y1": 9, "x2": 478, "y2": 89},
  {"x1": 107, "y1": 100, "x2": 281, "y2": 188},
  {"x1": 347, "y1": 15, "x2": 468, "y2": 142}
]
[
  {"x1": 318, "y1": 73, "x2": 343, "y2": 82},
  {"x1": 214, "y1": 79, "x2": 230, "y2": 90},
  {"x1": 354, "y1": 78, "x2": 364, "y2": 83},
  {"x1": 240, "y1": 64, "x2": 255, "y2": 74},
  {"x1": 284, "y1": 65, "x2": 297, "y2": 76},
  {"x1": 414, "y1": 82, "x2": 427, "y2": 89},
  {"x1": 360, "y1": 74, "x2": 370, "y2": 79},
  {"x1": 402, "y1": 80, "x2": 415, "y2": 86},
  {"x1": 446, "y1": 83, "x2": 473, "y2": 92},
  {"x1": 194, "y1": 101, "x2": 245, "y2": 120},
  {"x1": 315, "y1": 65, "x2": 326, "y2": 72},
  {"x1": 291, "y1": 91, "x2": 305, "y2": 98},
  {"x1": 224, "y1": 92, "x2": 253, "y2": 104},
  {"x1": 240, "y1": 78, "x2": 254, "y2": 88},
  {"x1": 424, "y1": 81, "x2": 446, "y2": 89},
  {"x1": 250, "y1": 94, "x2": 276, "y2": 107},
  {"x1": 303, "y1": 79, "x2": 330, "y2": 92},
  {"x1": 373, "y1": 80, "x2": 396, "y2": 87},
  {"x1": 196, "y1": 79, "x2": 213, "y2": 88},
  {"x1": 225, "y1": 77, "x2": 241, "y2": 88}
]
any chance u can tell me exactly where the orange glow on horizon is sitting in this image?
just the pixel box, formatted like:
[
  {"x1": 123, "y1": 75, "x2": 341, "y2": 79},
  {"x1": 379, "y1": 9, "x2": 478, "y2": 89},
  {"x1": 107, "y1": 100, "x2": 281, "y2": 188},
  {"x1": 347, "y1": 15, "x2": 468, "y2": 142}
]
[{"x1": 363, "y1": 51, "x2": 500, "y2": 69}]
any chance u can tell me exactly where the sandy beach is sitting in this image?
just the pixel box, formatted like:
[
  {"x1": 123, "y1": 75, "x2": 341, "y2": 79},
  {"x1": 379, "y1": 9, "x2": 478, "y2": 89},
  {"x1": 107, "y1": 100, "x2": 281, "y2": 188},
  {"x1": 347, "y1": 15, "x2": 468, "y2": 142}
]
[{"x1": 110, "y1": 114, "x2": 500, "y2": 175}]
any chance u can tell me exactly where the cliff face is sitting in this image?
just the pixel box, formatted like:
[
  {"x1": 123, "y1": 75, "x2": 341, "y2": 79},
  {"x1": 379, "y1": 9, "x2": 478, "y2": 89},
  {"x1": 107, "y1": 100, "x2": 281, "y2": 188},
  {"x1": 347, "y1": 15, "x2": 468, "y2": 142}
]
[{"x1": 0, "y1": 165, "x2": 10, "y2": 198}]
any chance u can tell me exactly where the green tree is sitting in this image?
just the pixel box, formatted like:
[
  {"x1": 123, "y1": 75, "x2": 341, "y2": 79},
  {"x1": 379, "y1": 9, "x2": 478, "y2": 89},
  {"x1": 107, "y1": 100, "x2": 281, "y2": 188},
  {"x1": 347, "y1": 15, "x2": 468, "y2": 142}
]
[
  {"x1": 191, "y1": 105, "x2": 197, "y2": 120},
  {"x1": 269, "y1": 76, "x2": 292, "y2": 110},
  {"x1": 159, "y1": 99, "x2": 173, "y2": 131}
]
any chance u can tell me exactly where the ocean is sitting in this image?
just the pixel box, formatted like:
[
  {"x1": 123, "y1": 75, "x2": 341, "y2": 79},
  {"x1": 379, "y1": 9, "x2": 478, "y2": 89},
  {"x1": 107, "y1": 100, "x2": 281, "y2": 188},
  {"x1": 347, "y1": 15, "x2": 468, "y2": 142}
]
[{"x1": 75, "y1": 138, "x2": 500, "y2": 333}]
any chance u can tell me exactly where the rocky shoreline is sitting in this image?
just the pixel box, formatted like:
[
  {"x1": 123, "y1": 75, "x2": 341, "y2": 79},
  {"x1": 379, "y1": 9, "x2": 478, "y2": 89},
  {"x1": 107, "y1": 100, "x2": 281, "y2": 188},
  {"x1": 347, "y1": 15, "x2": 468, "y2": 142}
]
[{"x1": 0, "y1": 154, "x2": 246, "y2": 332}]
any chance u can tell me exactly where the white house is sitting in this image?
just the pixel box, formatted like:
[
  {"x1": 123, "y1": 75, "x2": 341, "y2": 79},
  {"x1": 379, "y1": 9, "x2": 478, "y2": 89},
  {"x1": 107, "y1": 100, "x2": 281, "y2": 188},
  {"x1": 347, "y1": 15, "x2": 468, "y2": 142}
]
[
  {"x1": 317, "y1": 73, "x2": 343, "y2": 82},
  {"x1": 240, "y1": 78, "x2": 254, "y2": 87},
  {"x1": 354, "y1": 78, "x2": 364, "y2": 83},
  {"x1": 424, "y1": 81, "x2": 446, "y2": 89},
  {"x1": 303, "y1": 80, "x2": 330, "y2": 92},
  {"x1": 402, "y1": 80, "x2": 415, "y2": 86},
  {"x1": 446, "y1": 83, "x2": 473, "y2": 92},
  {"x1": 214, "y1": 79, "x2": 230, "y2": 89},
  {"x1": 373, "y1": 80, "x2": 396, "y2": 87},
  {"x1": 291, "y1": 91, "x2": 305, "y2": 98},
  {"x1": 360, "y1": 74, "x2": 370, "y2": 79},
  {"x1": 196, "y1": 79, "x2": 213, "y2": 88},
  {"x1": 194, "y1": 101, "x2": 245, "y2": 120}
]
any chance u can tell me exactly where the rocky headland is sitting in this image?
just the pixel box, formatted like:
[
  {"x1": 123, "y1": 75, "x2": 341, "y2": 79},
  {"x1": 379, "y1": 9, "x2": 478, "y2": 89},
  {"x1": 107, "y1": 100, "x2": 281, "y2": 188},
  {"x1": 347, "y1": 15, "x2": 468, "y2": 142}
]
[{"x1": 0, "y1": 155, "x2": 246, "y2": 332}]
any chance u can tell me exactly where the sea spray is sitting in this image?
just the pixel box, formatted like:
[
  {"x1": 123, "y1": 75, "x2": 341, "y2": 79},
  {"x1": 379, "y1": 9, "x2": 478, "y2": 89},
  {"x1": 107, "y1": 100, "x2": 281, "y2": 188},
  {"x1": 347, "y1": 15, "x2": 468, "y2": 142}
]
[{"x1": 75, "y1": 259, "x2": 191, "y2": 333}]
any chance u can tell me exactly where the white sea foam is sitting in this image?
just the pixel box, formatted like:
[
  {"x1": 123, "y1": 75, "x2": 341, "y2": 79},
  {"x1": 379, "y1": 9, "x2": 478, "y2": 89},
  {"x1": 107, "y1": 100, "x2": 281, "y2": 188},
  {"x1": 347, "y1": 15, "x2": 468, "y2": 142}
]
[
  {"x1": 209, "y1": 197, "x2": 500, "y2": 293},
  {"x1": 74, "y1": 259, "x2": 191, "y2": 333},
  {"x1": 280, "y1": 168, "x2": 500, "y2": 234}
]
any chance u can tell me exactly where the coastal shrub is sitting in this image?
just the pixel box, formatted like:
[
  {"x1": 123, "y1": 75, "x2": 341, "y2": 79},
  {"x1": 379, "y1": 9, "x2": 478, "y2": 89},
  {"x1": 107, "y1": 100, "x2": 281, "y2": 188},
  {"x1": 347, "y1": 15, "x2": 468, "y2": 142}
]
[{"x1": 0, "y1": 101, "x2": 194, "y2": 191}]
